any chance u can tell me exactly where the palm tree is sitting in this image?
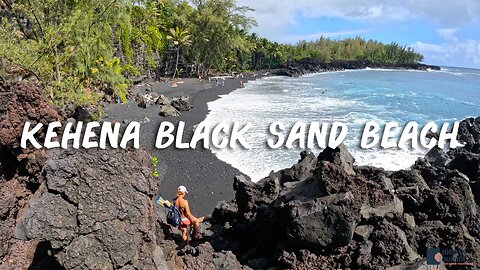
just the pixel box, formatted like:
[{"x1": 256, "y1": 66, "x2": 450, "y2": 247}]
[{"x1": 167, "y1": 27, "x2": 192, "y2": 79}]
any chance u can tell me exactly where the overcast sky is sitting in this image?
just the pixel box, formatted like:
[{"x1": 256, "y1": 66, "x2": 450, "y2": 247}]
[{"x1": 237, "y1": 0, "x2": 480, "y2": 68}]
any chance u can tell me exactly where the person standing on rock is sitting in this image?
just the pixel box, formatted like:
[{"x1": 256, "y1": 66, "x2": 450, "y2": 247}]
[{"x1": 175, "y1": 185, "x2": 202, "y2": 243}]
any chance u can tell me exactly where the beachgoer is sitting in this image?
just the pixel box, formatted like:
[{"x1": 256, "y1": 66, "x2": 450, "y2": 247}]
[{"x1": 174, "y1": 185, "x2": 200, "y2": 242}]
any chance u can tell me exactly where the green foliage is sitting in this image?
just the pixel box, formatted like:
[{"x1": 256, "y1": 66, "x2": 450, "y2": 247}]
[
  {"x1": 167, "y1": 26, "x2": 191, "y2": 78},
  {"x1": 0, "y1": 0, "x2": 425, "y2": 106},
  {"x1": 151, "y1": 156, "x2": 159, "y2": 177},
  {"x1": 0, "y1": 0, "x2": 165, "y2": 106},
  {"x1": 91, "y1": 106, "x2": 104, "y2": 121},
  {"x1": 93, "y1": 57, "x2": 130, "y2": 103},
  {"x1": 185, "y1": 0, "x2": 256, "y2": 75},
  {"x1": 289, "y1": 37, "x2": 424, "y2": 64}
]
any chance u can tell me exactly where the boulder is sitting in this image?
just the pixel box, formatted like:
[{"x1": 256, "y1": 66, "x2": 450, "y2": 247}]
[
  {"x1": 317, "y1": 144, "x2": 356, "y2": 175},
  {"x1": 161, "y1": 241, "x2": 251, "y2": 270},
  {"x1": 212, "y1": 200, "x2": 238, "y2": 224},
  {"x1": 457, "y1": 117, "x2": 480, "y2": 145},
  {"x1": 171, "y1": 96, "x2": 192, "y2": 111},
  {"x1": 390, "y1": 170, "x2": 429, "y2": 190},
  {"x1": 155, "y1": 95, "x2": 170, "y2": 106},
  {"x1": 159, "y1": 105, "x2": 181, "y2": 117},
  {"x1": 15, "y1": 147, "x2": 159, "y2": 270},
  {"x1": 360, "y1": 195, "x2": 404, "y2": 219},
  {"x1": 425, "y1": 147, "x2": 449, "y2": 167},
  {"x1": 233, "y1": 175, "x2": 261, "y2": 214},
  {"x1": 0, "y1": 81, "x2": 63, "y2": 149},
  {"x1": 274, "y1": 151, "x2": 317, "y2": 184},
  {"x1": 15, "y1": 193, "x2": 78, "y2": 249},
  {"x1": 354, "y1": 225, "x2": 374, "y2": 240},
  {"x1": 369, "y1": 220, "x2": 412, "y2": 266},
  {"x1": 448, "y1": 147, "x2": 480, "y2": 182},
  {"x1": 276, "y1": 176, "x2": 326, "y2": 204},
  {"x1": 287, "y1": 192, "x2": 358, "y2": 249},
  {"x1": 134, "y1": 93, "x2": 147, "y2": 108},
  {"x1": 135, "y1": 93, "x2": 157, "y2": 108}
]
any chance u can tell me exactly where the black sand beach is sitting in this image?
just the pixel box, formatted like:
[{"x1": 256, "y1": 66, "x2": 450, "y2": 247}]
[{"x1": 104, "y1": 77, "x2": 251, "y2": 216}]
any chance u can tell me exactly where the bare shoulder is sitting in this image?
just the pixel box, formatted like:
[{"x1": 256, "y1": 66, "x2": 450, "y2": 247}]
[{"x1": 178, "y1": 197, "x2": 188, "y2": 207}]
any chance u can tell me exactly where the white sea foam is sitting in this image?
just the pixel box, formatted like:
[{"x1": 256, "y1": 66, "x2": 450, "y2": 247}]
[{"x1": 203, "y1": 69, "x2": 479, "y2": 182}]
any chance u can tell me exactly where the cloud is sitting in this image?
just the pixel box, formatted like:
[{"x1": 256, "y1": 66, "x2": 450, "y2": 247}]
[
  {"x1": 411, "y1": 30, "x2": 480, "y2": 68},
  {"x1": 238, "y1": 0, "x2": 480, "y2": 40},
  {"x1": 236, "y1": 0, "x2": 480, "y2": 67},
  {"x1": 436, "y1": 28, "x2": 459, "y2": 42}
]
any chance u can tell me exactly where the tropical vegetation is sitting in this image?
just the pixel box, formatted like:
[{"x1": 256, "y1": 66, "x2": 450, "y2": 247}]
[{"x1": 0, "y1": 0, "x2": 424, "y2": 106}]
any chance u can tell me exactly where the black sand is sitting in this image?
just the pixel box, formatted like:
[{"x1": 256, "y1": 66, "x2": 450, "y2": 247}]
[{"x1": 104, "y1": 77, "x2": 251, "y2": 216}]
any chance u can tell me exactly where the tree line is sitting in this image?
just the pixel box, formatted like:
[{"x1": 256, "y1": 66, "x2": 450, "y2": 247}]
[{"x1": 0, "y1": 0, "x2": 424, "y2": 106}]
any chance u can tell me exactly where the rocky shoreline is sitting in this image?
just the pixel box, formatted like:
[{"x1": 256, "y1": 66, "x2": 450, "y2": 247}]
[
  {"x1": 1, "y1": 79, "x2": 479, "y2": 269},
  {"x1": 273, "y1": 58, "x2": 442, "y2": 77},
  {"x1": 150, "y1": 116, "x2": 480, "y2": 269},
  {"x1": 206, "y1": 127, "x2": 480, "y2": 269}
]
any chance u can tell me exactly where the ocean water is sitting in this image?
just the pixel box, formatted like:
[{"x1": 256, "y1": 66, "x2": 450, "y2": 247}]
[{"x1": 202, "y1": 67, "x2": 480, "y2": 182}]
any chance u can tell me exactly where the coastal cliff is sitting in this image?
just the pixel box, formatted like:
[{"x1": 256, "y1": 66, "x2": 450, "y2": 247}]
[{"x1": 274, "y1": 58, "x2": 441, "y2": 77}]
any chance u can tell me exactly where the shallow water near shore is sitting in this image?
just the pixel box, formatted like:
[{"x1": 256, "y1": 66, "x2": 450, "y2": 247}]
[{"x1": 203, "y1": 67, "x2": 480, "y2": 181}]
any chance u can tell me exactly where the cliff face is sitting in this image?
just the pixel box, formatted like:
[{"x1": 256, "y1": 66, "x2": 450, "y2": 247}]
[
  {"x1": 0, "y1": 80, "x2": 64, "y2": 269},
  {"x1": 0, "y1": 81, "x2": 162, "y2": 270},
  {"x1": 14, "y1": 147, "x2": 160, "y2": 270}
]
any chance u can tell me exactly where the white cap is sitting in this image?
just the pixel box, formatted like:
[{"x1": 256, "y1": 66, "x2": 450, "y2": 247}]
[{"x1": 178, "y1": 185, "x2": 188, "y2": 193}]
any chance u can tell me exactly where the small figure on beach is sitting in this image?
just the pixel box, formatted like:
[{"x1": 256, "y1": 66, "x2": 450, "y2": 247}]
[{"x1": 174, "y1": 185, "x2": 203, "y2": 243}]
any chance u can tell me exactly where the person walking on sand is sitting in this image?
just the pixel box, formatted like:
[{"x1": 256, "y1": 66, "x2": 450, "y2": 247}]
[{"x1": 175, "y1": 185, "x2": 203, "y2": 243}]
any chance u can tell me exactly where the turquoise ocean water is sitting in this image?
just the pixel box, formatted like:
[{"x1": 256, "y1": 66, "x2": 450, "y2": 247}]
[{"x1": 202, "y1": 67, "x2": 480, "y2": 181}]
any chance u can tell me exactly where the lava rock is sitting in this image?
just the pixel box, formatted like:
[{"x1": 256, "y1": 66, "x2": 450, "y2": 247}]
[
  {"x1": 425, "y1": 147, "x2": 449, "y2": 167},
  {"x1": 287, "y1": 192, "x2": 358, "y2": 249},
  {"x1": 171, "y1": 96, "x2": 192, "y2": 111},
  {"x1": 159, "y1": 105, "x2": 181, "y2": 117},
  {"x1": 317, "y1": 144, "x2": 356, "y2": 175},
  {"x1": 15, "y1": 148, "x2": 159, "y2": 270},
  {"x1": 155, "y1": 95, "x2": 170, "y2": 106}
]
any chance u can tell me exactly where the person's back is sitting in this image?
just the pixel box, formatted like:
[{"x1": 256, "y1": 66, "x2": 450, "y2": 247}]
[
  {"x1": 174, "y1": 185, "x2": 200, "y2": 243},
  {"x1": 175, "y1": 195, "x2": 194, "y2": 221}
]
